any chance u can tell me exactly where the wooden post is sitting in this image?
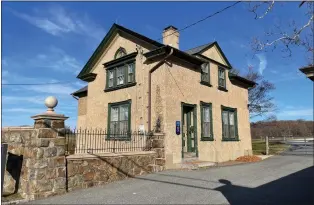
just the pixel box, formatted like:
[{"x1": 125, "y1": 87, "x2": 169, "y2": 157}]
[{"x1": 266, "y1": 136, "x2": 269, "y2": 155}]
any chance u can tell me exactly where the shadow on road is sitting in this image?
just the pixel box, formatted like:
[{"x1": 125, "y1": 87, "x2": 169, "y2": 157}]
[{"x1": 215, "y1": 166, "x2": 314, "y2": 205}]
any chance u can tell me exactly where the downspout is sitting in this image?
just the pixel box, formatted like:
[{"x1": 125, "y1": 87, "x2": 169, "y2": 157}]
[{"x1": 148, "y1": 48, "x2": 173, "y2": 132}]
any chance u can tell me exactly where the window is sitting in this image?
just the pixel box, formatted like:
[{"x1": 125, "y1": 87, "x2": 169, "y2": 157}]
[
  {"x1": 106, "y1": 61, "x2": 136, "y2": 90},
  {"x1": 108, "y1": 100, "x2": 131, "y2": 139},
  {"x1": 114, "y1": 48, "x2": 127, "y2": 59},
  {"x1": 221, "y1": 106, "x2": 238, "y2": 141},
  {"x1": 201, "y1": 63, "x2": 210, "y2": 84},
  {"x1": 201, "y1": 102, "x2": 213, "y2": 141},
  {"x1": 108, "y1": 70, "x2": 114, "y2": 87},
  {"x1": 218, "y1": 67, "x2": 226, "y2": 88},
  {"x1": 128, "y1": 62, "x2": 135, "y2": 83}
]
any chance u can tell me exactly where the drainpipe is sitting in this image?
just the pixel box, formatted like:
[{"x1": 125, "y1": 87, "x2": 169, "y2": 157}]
[{"x1": 148, "y1": 48, "x2": 173, "y2": 132}]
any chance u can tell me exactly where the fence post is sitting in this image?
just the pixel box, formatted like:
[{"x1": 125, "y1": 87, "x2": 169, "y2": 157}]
[
  {"x1": 266, "y1": 136, "x2": 269, "y2": 155},
  {"x1": 1, "y1": 143, "x2": 8, "y2": 196}
]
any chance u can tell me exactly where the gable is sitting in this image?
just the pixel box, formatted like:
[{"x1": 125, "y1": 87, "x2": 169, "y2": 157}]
[
  {"x1": 200, "y1": 44, "x2": 228, "y2": 67},
  {"x1": 77, "y1": 24, "x2": 163, "y2": 81}
]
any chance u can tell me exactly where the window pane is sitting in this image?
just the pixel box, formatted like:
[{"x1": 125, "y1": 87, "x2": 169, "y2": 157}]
[
  {"x1": 117, "y1": 66, "x2": 124, "y2": 85},
  {"x1": 119, "y1": 105, "x2": 128, "y2": 121},
  {"x1": 201, "y1": 63, "x2": 209, "y2": 82},
  {"x1": 109, "y1": 71, "x2": 114, "y2": 87},
  {"x1": 203, "y1": 122, "x2": 210, "y2": 137},
  {"x1": 110, "y1": 122, "x2": 119, "y2": 134},
  {"x1": 119, "y1": 121, "x2": 128, "y2": 134},
  {"x1": 222, "y1": 111, "x2": 229, "y2": 138},
  {"x1": 229, "y1": 112, "x2": 235, "y2": 138},
  {"x1": 111, "y1": 107, "x2": 119, "y2": 122},
  {"x1": 128, "y1": 63, "x2": 134, "y2": 83},
  {"x1": 203, "y1": 107, "x2": 210, "y2": 122}
]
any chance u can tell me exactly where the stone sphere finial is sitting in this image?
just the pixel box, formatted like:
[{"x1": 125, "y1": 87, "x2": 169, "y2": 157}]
[{"x1": 44, "y1": 96, "x2": 58, "y2": 112}]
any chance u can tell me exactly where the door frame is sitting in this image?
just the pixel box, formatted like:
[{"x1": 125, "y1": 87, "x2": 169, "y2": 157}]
[{"x1": 181, "y1": 102, "x2": 198, "y2": 158}]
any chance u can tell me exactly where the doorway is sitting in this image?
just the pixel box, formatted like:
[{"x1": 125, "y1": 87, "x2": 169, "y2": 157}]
[{"x1": 181, "y1": 103, "x2": 198, "y2": 158}]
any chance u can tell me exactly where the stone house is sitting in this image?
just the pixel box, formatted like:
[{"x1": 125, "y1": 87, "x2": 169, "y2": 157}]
[{"x1": 72, "y1": 23, "x2": 256, "y2": 168}]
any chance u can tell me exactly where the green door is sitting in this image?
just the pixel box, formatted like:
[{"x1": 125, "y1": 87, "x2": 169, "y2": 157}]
[{"x1": 182, "y1": 103, "x2": 197, "y2": 158}]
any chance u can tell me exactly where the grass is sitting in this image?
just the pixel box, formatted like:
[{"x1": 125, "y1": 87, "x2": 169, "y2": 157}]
[{"x1": 252, "y1": 140, "x2": 290, "y2": 155}]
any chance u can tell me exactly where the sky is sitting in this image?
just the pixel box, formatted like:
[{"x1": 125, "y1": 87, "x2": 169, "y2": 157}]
[{"x1": 1, "y1": 2, "x2": 313, "y2": 128}]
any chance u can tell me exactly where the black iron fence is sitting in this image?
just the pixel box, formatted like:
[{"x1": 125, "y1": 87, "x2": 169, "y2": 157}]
[{"x1": 65, "y1": 128, "x2": 153, "y2": 155}]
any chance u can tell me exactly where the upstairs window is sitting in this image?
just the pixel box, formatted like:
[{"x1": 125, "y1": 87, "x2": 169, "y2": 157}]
[
  {"x1": 114, "y1": 47, "x2": 127, "y2": 59},
  {"x1": 106, "y1": 62, "x2": 136, "y2": 90},
  {"x1": 201, "y1": 63, "x2": 210, "y2": 85},
  {"x1": 218, "y1": 67, "x2": 226, "y2": 88}
]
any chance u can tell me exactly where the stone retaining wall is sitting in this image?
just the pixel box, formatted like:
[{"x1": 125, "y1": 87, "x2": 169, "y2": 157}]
[{"x1": 66, "y1": 151, "x2": 157, "y2": 191}]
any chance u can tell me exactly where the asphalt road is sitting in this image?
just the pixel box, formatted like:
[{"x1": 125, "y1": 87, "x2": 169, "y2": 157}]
[
  {"x1": 282, "y1": 144, "x2": 314, "y2": 156},
  {"x1": 27, "y1": 155, "x2": 314, "y2": 205}
]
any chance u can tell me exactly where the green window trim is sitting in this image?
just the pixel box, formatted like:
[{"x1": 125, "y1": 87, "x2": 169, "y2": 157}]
[
  {"x1": 107, "y1": 99, "x2": 132, "y2": 140},
  {"x1": 114, "y1": 47, "x2": 127, "y2": 59},
  {"x1": 200, "y1": 63, "x2": 211, "y2": 86},
  {"x1": 218, "y1": 67, "x2": 227, "y2": 90},
  {"x1": 105, "y1": 61, "x2": 136, "y2": 91},
  {"x1": 221, "y1": 105, "x2": 239, "y2": 141},
  {"x1": 200, "y1": 101, "x2": 214, "y2": 141}
]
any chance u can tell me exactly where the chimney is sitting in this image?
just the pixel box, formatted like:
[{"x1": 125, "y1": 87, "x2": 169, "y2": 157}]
[{"x1": 162, "y1": 25, "x2": 179, "y2": 49}]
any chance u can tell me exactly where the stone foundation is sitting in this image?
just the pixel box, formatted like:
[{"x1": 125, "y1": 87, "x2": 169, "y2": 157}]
[{"x1": 66, "y1": 152, "x2": 157, "y2": 191}]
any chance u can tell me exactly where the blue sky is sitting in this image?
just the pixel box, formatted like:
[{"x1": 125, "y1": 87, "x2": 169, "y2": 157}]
[{"x1": 1, "y1": 2, "x2": 313, "y2": 128}]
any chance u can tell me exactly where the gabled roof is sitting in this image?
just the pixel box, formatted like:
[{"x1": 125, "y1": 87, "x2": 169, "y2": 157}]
[
  {"x1": 185, "y1": 42, "x2": 215, "y2": 55},
  {"x1": 185, "y1": 41, "x2": 232, "y2": 68},
  {"x1": 71, "y1": 86, "x2": 88, "y2": 97},
  {"x1": 77, "y1": 23, "x2": 164, "y2": 81}
]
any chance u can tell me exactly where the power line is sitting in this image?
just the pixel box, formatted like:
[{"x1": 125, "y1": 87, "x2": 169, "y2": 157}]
[
  {"x1": 2, "y1": 81, "x2": 74, "y2": 86},
  {"x1": 3, "y1": 2, "x2": 241, "y2": 86},
  {"x1": 157, "y1": 1, "x2": 242, "y2": 41}
]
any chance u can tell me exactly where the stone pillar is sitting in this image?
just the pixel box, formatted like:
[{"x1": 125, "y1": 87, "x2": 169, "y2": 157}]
[
  {"x1": 21, "y1": 96, "x2": 69, "y2": 200},
  {"x1": 148, "y1": 133, "x2": 165, "y2": 172}
]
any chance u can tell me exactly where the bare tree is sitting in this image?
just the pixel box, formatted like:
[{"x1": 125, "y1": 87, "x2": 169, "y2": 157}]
[
  {"x1": 248, "y1": 1, "x2": 314, "y2": 64},
  {"x1": 231, "y1": 66, "x2": 276, "y2": 119}
]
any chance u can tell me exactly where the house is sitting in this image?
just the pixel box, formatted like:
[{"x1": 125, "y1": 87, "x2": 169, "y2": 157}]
[
  {"x1": 72, "y1": 24, "x2": 256, "y2": 167},
  {"x1": 299, "y1": 65, "x2": 314, "y2": 81}
]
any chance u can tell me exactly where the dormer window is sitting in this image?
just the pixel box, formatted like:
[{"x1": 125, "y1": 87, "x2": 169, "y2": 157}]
[
  {"x1": 200, "y1": 63, "x2": 211, "y2": 86},
  {"x1": 114, "y1": 47, "x2": 127, "y2": 59},
  {"x1": 218, "y1": 67, "x2": 226, "y2": 89}
]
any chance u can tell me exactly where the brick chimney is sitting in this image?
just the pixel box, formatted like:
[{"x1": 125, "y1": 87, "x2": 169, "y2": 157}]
[{"x1": 162, "y1": 25, "x2": 179, "y2": 49}]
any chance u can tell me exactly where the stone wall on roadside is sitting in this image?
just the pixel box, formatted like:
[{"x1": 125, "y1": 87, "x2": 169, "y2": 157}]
[
  {"x1": 1, "y1": 126, "x2": 67, "y2": 200},
  {"x1": 66, "y1": 151, "x2": 157, "y2": 191},
  {"x1": 1, "y1": 127, "x2": 35, "y2": 195}
]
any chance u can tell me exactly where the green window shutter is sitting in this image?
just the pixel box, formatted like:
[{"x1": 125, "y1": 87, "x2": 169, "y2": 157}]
[{"x1": 127, "y1": 100, "x2": 132, "y2": 139}]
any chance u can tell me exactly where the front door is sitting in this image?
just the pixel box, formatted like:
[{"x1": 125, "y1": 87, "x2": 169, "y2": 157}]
[{"x1": 182, "y1": 103, "x2": 197, "y2": 158}]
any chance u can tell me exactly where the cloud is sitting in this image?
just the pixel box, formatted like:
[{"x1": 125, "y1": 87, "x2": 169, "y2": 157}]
[
  {"x1": 278, "y1": 108, "x2": 313, "y2": 117},
  {"x1": 24, "y1": 84, "x2": 79, "y2": 95},
  {"x1": 2, "y1": 96, "x2": 44, "y2": 105},
  {"x1": 256, "y1": 53, "x2": 267, "y2": 75},
  {"x1": 9, "y1": 5, "x2": 105, "y2": 40},
  {"x1": 3, "y1": 108, "x2": 43, "y2": 113},
  {"x1": 3, "y1": 46, "x2": 82, "y2": 74}
]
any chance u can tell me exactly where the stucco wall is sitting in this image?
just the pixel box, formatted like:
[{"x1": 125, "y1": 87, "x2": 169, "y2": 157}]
[
  {"x1": 76, "y1": 34, "x2": 252, "y2": 165},
  {"x1": 163, "y1": 59, "x2": 252, "y2": 165}
]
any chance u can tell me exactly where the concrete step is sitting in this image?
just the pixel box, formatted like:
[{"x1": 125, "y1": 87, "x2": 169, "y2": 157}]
[{"x1": 175, "y1": 159, "x2": 216, "y2": 170}]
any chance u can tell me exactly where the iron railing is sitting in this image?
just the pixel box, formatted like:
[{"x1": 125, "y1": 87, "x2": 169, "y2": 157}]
[{"x1": 65, "y1": 128, "x2": 153, "y2": 155}]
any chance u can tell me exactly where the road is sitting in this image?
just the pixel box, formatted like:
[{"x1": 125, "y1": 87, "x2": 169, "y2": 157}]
[{"x1": 27, "y1": 155, "x2": 314, "y2": 205}]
